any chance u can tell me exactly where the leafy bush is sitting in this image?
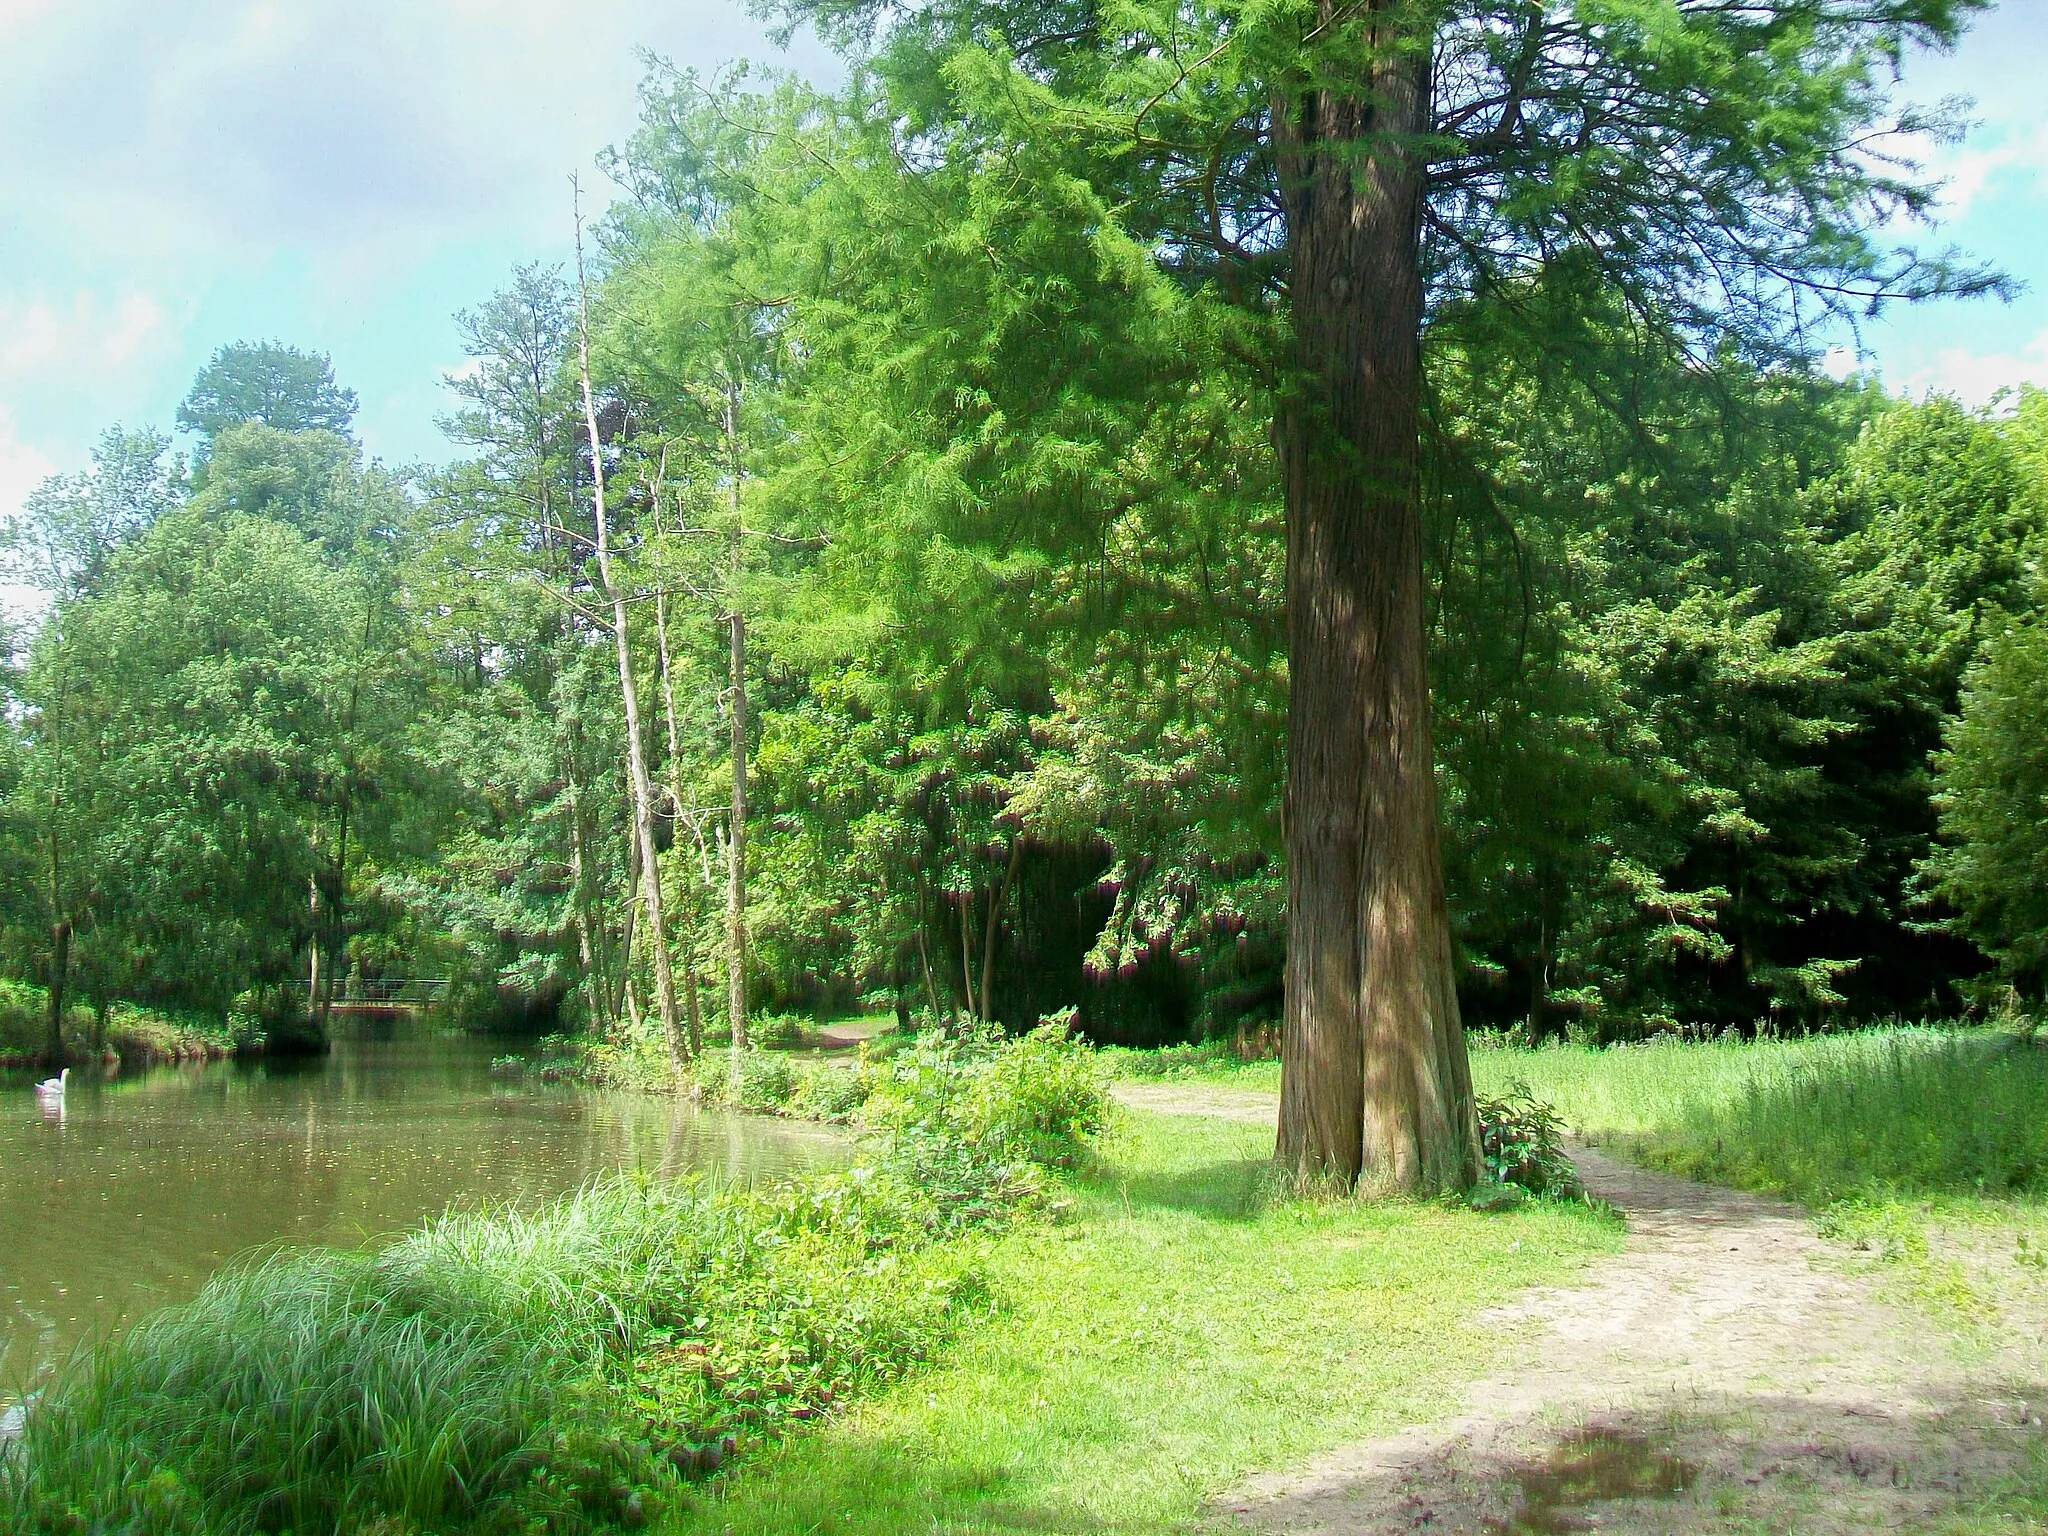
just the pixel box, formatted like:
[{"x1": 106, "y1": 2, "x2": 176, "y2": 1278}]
[
  {"x1": 728, "y1": 1049, "x2": 800, "y2": 1111},
  {"x1": 862, "y1": 1016, "x2": 1110, "y2": 1229},
  {"x1": 790, "y1": 1063, "x2": 869, "y2": 1121},
  {"x1": 753, "y1": 1012, "x2": 809, "y2": 1050},
  {"x1": 1475, "y1": 1080, "x2": 1579, "y2": 1197}
]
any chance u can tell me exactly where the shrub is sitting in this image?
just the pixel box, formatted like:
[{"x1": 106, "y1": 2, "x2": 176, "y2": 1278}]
[
  {"x1": 1475, "y1": 1080, "x2": 1579, "y2": 1197},
  {"x1": 727, "y1": 1050, "x2": 800, "y2": 1111},
  {"x1": 861, "y1": 1016, "x2": 1110, "y2": 1229},
  {"x1": 753, "y1": 1013, "x2": 809, "y2": 1050},
  {"x1": 790, "y1": 1063, "x2": 869, "y2": 1121}
]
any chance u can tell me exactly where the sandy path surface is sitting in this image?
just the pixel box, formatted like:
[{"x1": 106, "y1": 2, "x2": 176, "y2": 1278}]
[{"x1": 1111, "y1": 1080, "x2": 2048, "y2": 1532}]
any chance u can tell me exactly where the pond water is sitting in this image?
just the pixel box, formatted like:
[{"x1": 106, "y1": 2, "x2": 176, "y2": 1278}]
[{"x1": 0, "y1": 1023, "x2": 841, "y2": 1385}]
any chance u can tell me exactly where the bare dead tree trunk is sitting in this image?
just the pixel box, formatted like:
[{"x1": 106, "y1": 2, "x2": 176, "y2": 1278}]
[
  {"x1": 726, "y1": 558, "x2": 749, "y2": 1098},
  {"x1": 1270, "y1": 12, "x2": 1479, "y2": 1195},
  {"x1": 722, "y1": 382, "x2": 751, "y2": 1098},
  {"x1": 575, "y1": 198, "x2": 683, "y2": 1080}
]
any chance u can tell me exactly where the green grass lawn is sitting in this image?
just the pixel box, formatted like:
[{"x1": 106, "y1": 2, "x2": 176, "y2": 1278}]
[
  {"x1": 1110, "y1": 1027, "x2": 2048, "y2": 1213},
  {"x1": 664, "y1": 1110, "x2": 1620, "y2": 1535},
  {"x1": 1094, "y1": 1029, "x2": 2048, "y2": 1533},
  {"x1": 1466, "y1": 1028, "x2": 2048, "y2": 1209}
]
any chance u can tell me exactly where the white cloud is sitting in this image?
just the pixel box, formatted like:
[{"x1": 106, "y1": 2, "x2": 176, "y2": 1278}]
[
  {"x1": 1921, "y1": 120, "x2": 2048, "y2": 220},
  {"x1": 0, "y1": 289, "x2": 169, "y2": 378},
  {"x1": 0, "y1": 407, "x2": 56, "y2": 525},
  {"x1": 0, "y1": 1, "x2": 828, "y2": 270},
  {"x1": 1899, "y1": 330, "x2": 2048, "y2": 409}
]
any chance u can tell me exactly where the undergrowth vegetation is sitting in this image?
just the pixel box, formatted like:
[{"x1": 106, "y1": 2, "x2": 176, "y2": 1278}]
[
  {"x1": 0, "y1": 978, "x2": 238, "y2": 1069},
  {"x1": 0, "y1": 1021, "x2": 1107, "y2": 1535}
]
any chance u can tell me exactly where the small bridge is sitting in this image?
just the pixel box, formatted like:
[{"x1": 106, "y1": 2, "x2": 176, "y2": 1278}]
[{"x1": 282, "y1": 978, "x2": 450, "y2": 1013}]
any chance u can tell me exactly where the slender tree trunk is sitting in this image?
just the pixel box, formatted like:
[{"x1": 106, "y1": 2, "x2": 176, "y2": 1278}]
[
  {"x1": 565, "y1": 759, "x2": 610, "y2": 1035},
  {"x1": 616, "y1": 812, "x2": 641, "y2": 1027},
  {"x1": 726, "y1": 586, "x2": 749, "y2": 1097},
  {"x1": 980, "y1": 837, "x2": 1022, "y2": 1024},
  {"x1": 1270, "y1": 15, "x2": 1479, "y2": 1194},
  {"x1": 575, "y1": 207, "x2": 683, "y2": 1079},
  {"x1": 722, "y1": 384, "x2": 751, "y2": 1098},
  {"x1": 44, "y1": 919, "x2": 71, "y2": 1069},
  {"x1": 958, "y1": 891, "x2": 977, "y2": 1021},
  {"x1": 654, "y1": 585, "x2": 704, "y2": 1063},
  {"x1": 307, "y1": 872, "x2": 324, "y2": 1025},
  {"x1": 916, "y1": 883, "x2": 943, "y2": 1018}
]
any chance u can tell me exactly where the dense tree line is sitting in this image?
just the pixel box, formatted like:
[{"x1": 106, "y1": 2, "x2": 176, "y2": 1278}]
[{"x1": 4, "y1": 5, "x2": 2045, "y2": 1189}]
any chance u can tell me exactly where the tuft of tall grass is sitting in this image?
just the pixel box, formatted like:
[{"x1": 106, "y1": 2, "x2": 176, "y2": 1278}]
[{"x1": 3, "y1": 1247, "x2": 621, "y2": 1535}]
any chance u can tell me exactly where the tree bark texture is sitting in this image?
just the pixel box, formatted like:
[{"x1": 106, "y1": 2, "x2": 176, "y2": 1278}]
[{"x1": 1270, "y1": 12, "x2": 1480, "y2": 1194}]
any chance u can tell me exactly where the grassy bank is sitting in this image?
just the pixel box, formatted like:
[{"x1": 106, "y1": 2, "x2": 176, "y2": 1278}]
[
  {"x1": 1464, "y1": 1027, "x2": 2048, "y2": 1210},
  {"x1": 663, "y1": 1111, "x2": 1617, "y2": 1535},
  {"x1": 0, "y1": 978, "x2": 239, "y2": 1070},
  {"x1": 0, "y1": 1023, "x2": 1106, "y2": 1535}
]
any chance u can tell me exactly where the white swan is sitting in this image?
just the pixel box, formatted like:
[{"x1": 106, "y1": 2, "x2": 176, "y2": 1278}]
[{"x1": 33, "y1": 1067, "x2": 68, "y2": 1100}]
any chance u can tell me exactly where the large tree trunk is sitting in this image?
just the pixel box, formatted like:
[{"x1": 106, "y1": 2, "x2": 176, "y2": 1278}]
[{"x1": 1270, "y1": 15, "x2": 1479, "y2": 1195}]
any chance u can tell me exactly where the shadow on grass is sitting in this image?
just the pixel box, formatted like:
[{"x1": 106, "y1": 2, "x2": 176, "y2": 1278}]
[
  {"x1": 677, "y1": 1434, "x2": 1118, "y2": 1534},
  {"x1": 1097, "y1": 1156, "x2": 1279, "y2": 1222}
]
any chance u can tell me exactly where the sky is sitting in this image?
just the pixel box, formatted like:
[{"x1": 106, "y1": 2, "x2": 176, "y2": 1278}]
[{"x1": 0, "y1": 1, "x2": 2045, "y2": 528}]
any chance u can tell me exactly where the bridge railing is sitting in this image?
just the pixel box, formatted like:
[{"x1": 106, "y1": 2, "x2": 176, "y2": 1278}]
[{"x1": 277, "y1": 978, "x2": 451, "y2": 1005}]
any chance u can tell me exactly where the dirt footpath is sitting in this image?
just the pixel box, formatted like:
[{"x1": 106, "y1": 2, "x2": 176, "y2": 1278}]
[{"x1": 1110, "y1": 1080, "x2": 2048, "y2": 1533}]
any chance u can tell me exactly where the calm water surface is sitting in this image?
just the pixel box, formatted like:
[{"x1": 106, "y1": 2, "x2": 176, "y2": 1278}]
[{"x1": 0, "y1": 1024, "x2": 840, "y2": 1383}]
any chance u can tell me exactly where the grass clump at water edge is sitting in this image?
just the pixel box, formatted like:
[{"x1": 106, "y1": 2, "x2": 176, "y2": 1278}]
[{"x1": 0, "y1": 1020, "x2": 1109, "y2": 1535}]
